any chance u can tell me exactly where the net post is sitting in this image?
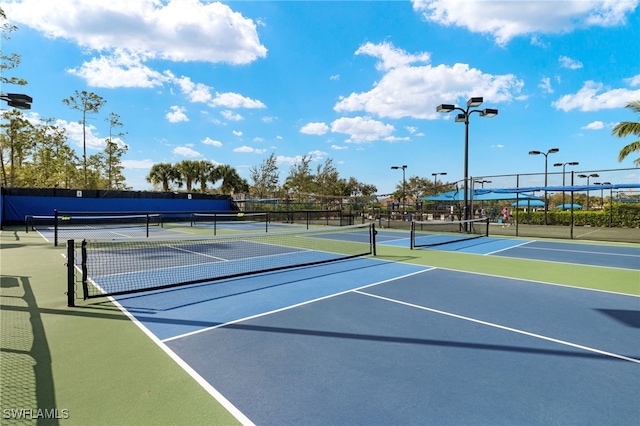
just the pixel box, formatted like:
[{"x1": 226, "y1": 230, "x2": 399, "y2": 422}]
[
  {"x1": 371, "y1": 223, "x2": 377, "y2": 256},
  {"x1": 265, "y1": 212, "x2": 269, "y2": 233},
  {"x1": 81, "y1": 240, "x2": 89, "y2": 300},
  {"x1": 214, "y1": 213, "x2": 217, "y2": 236},
  {"x1": 25, "y1": 215, "x2": 29, "y2": 233},
  {"x1": 146, "y1": 213, "x2": 150, "y2": 238},
  {"x1": 66, "y1": 240, "x2": 75, "y2": 307},
  {"x1": 484, "y1": 217, "x2": 489, "y2": 237},
  {"x1": 410, "y1": 221, "x2": 415, "y2": 250},
  {"x1": 54, "y1": 209, "x2": 59, "y2": 246}
]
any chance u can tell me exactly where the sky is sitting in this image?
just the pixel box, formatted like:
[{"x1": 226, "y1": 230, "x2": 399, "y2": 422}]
[{"x1": 1, "y1": 0, "x2": 639, "y2": 195}]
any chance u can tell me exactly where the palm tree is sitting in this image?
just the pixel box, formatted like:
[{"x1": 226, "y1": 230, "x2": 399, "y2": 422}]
[
  {"x1": 612, "y1": 100, "x2": 640, "y2": 166},
  {"x1": 175, "y1": 160, "x2": 201, "y2": 192},
  {"x1": 146, "y1": 163, "x2": 179, "y2": 191},
  {"x1": 217, "y1": 164, "x2": 248, "y2": 194}
]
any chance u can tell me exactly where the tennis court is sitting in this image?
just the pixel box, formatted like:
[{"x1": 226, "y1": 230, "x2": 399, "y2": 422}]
[
  {"x1": 1, "y1": 219, "x2": 639, "y2": 425},
  {"x1": 105, "y1": 257, "x2": 638, "y2": 424}
]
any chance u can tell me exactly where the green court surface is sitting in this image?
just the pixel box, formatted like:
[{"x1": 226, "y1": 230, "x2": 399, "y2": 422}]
[{"x1": 1, "y1": 226, "x2": 638, "y2": 425}]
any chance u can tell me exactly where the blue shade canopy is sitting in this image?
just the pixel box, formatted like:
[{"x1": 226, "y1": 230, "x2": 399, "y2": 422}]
[
  {"x1": 555, "y1": 204, "x2": 582, "y2": 210},
  {"x1": 422, "y1": 190, "x2": 542, "y2": 202},
  {"x1": 511, "y1": 200, "x2": 545, "y2": 207}
]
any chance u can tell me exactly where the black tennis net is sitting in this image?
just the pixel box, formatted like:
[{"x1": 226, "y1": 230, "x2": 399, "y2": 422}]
[
  {"x1": 410, "y1": 218, "x2": 489, "y2": 249},
  {"x1": 190, "y1": 212, "x2": 269, "y2": 234},
  {"x1": 27, "y1": 211, "x2": 163, "y2": 246},
  {"x1": 66, "y1": 223, "x2": 376, "y2": 304}
]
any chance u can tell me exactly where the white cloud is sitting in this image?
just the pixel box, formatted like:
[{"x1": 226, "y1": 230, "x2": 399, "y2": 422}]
[
  {"x1": 559, "y1": 56, "x2": 583, "y2": 69},
  {"x1": 582, "y1": 121, "x2": 605, "y2": 130},
  {"x1": 221, "y1": 110, "x2": 244, "y2": 121},
  {"x1": 491, "y1": 144, "x2": 505, "y2": 149},
  {"x1": 625, "y1": 74, "x2": 640, "y2": 87},
  {"x1": 276, "y1": 150, "x2": 328, "y2": 166},
  {"x1": 331, "y1": 145, "x2": 348, "y2": 150},
  {"x1": 411, "y1": 0, "x2": 638, "y2": 45},
  {"x1": 210, "y1": 92, "x2": 266, "y2": 109},
  {"x1": 202, "y1": 137, "x2": 223, "y2": 148},
  {"x1": 67, "y1": 49, "x2": 171, "y2": 88},
  {"x1": 539, "y1": 77, "x2": 553, "y2": 93},
  {"x1": 355, "y1": 41, "x2": 430, "y2": 71},
  {"x1": 330, "y1": 74, "x2": 340, "y2": 81},
  {"x1": 166, "y1": 105, "x2": 189, "y2": 123},
  {"x1": 552, "y1": 80, "x2": 640, "y2": 111},
  {"x1": 331, "y1": 116, "x2": 395, "y2": 143},
  {"x1": 233, "y1": 130, "x2": 243, "y2": 137},
  {"x1": 56, "y1": 119, "x2": 104, "y2": 150},
  {"x1": 336, "y1": 44, "x2": 524, "y2": 119},
  {"x1": 233, "y1": 146, "x2": 267, "y2": 154},
  {"x1": 121, "y1": 159, "x2": 155, "y2": 169},
  {"x1": 4, "y1": 0, "x2": 267, "y2": 64},
  {"x1": 172, "y1": 146, "x2": 201, "y2": 157},
  {"x1": 300, "y1": 122, "x2": 329, "y2": 135}
]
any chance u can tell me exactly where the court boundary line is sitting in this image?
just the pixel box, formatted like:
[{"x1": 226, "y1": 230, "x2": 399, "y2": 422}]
[
  {"x1": 161, "y1": 267, "x2": 435, "y2": 343},
  {"x1": 105, "y1": 295, "x2": 257, "y2": 426},
  {"x1": 484, "y1": 240, "x2": 534, "y2": 255},
  {"x1": 404, "y1": 262, "x2": 640, "y2": 298},
  {"x1": 353, "y1": 290, "x2": 640, "y2": 364}
]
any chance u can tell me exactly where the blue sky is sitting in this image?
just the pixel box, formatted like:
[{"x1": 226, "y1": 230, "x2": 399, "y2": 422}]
[{"x1": 2, "y1": 0, "x2": 639, "y2": 195}]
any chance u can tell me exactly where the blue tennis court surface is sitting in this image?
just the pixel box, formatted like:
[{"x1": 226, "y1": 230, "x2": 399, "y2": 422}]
[
  {"x1": 378, "y1": 231, "x2": 640, "y2": 270},
  {"x1": 108, "y1": 256, "x2": 639, "y2": 425}
]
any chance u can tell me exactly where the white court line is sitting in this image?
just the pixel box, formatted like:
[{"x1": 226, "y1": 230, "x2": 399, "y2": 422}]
[
  {"x1": 518, "y1": 245, "x2": 640, "y2": 258},
  {"x1": 161, "y1": 267, "x2": 435, "y2": 343},
  {"x1": 104, "y1": 295, "x2": 256, "y2": 426},
  {"x1": 353, "y1": 290, "x2": 640, "y2": 364},
  {"x1": 484, "y1": 240, "x2": 535, "y2": 255}
]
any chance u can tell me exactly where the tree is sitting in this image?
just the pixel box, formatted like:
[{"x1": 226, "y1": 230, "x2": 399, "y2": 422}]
[
  {"x1": 0, "y1": 109, "x2": 33, "y2": 187},
  {"x1": 176, "y1": 159, "x2": 201, "y2": 192},
  {"x1": 1, "y1": 8, "x2": 27, "y2": 86},
  {"x1": 284, "y1": 155, "x2": 314, "y2": 202},
  {"x1": 103, "y1": 140, "x2": 128, "y2": 190},
  {"x1": 249, "y1": 152, "x2": 280, "y2": 198},
  {"x1": 217, "y1": 164, "x2": 248, "y2": 194},
  {"x1": 146, "y1": 163, "x2": 180, "y2": 191},
  {"x1": 612, "y1": 100, "x2": 640, "y2": 166},
  {"x1": 194, "y1": 160, "x2": 216, "y2": 193},
  {"x1": 62, "y1": 90, "x2": 107, "y2": 187},
  {"x1": 104, "y1": 112, "x2": 127, "y2": 189}
]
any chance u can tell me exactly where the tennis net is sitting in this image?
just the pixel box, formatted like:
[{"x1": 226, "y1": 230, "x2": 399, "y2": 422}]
[
  {"x1": 27, "y1": 211, "x2": 163, "y2": 246},
  {"x1": 410, "y1": 218, "x2": 489, "y2": 249},
  {"x1": 66, "y1": 223, "x2": 376, "y2": 303},
  {"x1": 190, "y1": 212, "x2": 269, "y2": 234}
]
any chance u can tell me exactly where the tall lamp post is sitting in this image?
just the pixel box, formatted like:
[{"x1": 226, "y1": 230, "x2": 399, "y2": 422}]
[
  {"x1": 529, "y1": 148, "x2": 559, "y2": 224},
  {"x1": 553, "y1": 161, "x2": 579, "y2": 209},
  {"x1": 431, "y1": 172, "x2": 447, "y2": 220},
  {"x1": 436, "y1": 97, "x2": 498, "y2": 226},
  {"x1": 578, "y1": 173, "x2": 599, "y2": 210},
  {"x1": 391, "y1": 165, "x2": 407, "y2": 214}
]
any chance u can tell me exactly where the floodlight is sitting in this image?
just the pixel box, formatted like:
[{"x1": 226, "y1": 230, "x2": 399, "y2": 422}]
[
  {"x1": 467, "y1": 97, "x2": 483, "y2": 108},
  {"x1": 436, "y1": 104, "x2": 455, "y2": 113}
]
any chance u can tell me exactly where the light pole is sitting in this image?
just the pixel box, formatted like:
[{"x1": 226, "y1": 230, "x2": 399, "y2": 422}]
[
  {"x1": 431, "y1": 172, "x2": 447, "y2": 220},
  {"x1": 391, "y1": 165, "x2": 407, "y2": 214},
  {"x1": 553, "y1": 161, "x2": 579, "y2": 209},
  {"x1": 578, "y1": 173, "x2": 599, "y2": 210},
  {"x1": 529, "y1": 148, "x2": 559, "y2": 224},
  {"x1": 436, "y1": 97, "x2": 498, "y2": 226},
  {"x1": 0, "y1": 93, "x2": 33, "y2": 110},
  {"x1": 593, "y1": 182, "x2": 611, "y2": 210}
]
